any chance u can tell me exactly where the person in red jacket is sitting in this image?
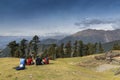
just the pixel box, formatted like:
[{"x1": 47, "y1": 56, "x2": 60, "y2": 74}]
[
  {"x1": 43, "y1": 56, "x2": 49, "y2": 64},
  {"x1": 43, "y1": 58, "x2": 47, "y2": 64},
  {"x1": 26, "y1": 56, "x2": 34, "y2": 65}
]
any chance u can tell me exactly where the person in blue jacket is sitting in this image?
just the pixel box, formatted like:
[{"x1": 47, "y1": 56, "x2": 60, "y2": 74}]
[{"x1": 16, "y1": 56, "x2": 26, "y2": 70}]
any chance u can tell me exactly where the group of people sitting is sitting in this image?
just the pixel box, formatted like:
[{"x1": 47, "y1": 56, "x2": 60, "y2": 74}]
[{"x1": 15, "y1": 56, "x2": 49, "y2": 70}]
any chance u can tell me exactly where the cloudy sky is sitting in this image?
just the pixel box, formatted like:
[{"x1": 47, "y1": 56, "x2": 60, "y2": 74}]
[{"x1": 1, "y1": 0, "x2": 120, "y2": 36}]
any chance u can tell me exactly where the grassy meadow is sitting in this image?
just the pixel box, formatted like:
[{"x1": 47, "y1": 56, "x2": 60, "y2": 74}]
[{"x1": 0, "y1": 54, "x2": 120, "y2": 80}]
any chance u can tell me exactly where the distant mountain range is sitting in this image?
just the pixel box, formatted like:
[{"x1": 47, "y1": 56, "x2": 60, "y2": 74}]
[
  {"x1": 0, "y1": 36, "x2": 32, "y2": 49},
  {"x1": 1, "y1": 29, "x2": 120, "y2": 49},
  {"x1": 0, "y1": 34, "x2": 67, "y2": 49},
  {"x1": 1, "y1": 29, "x2": 120, "y2": 47},
  {"x1": 59, "y1": 29, "x2": 120, "y2": 44},
  {"x1": 41, "y1": 38, "x2": 58, "y2": 44},
  {"x1": 1, "y1": 29, "x2": 120, "y2": 57}
]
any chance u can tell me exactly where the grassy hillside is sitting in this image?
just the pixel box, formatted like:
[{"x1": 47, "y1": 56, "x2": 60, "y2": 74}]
[{"x1": 0, "y1": 54, "x2": 120, "y2": 80}]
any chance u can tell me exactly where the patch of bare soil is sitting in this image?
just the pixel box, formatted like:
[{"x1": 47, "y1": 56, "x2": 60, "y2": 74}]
[
  {"x1": 78, "y1": 57, "x2": 120, "y2": 73},
  {"x1": 78, "y1": 58, "x2": 106, "y2": 68},
  {"x1": 96, "y1": 64, "x2": 119, "y2": 72}
]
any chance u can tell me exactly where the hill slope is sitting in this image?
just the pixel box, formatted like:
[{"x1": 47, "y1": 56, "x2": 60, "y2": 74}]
[{"x1": 0, "y1": 55, "x2": 120, "y2": 80}]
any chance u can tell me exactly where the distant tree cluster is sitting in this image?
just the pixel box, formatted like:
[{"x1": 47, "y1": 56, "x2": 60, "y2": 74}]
[
  {"x1": 112, "y1": 43, "x2": 120, "y2": 50},
  {"x1": 41, "y1": 40, "x2": 104, "y2": 60},
  {"x1": 8, "y1": 35, "x2": 40, "y2": 58}
]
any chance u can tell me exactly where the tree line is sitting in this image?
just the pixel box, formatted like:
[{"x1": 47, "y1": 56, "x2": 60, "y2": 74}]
[
  {"x1": 112, "y1": 43, "x2": 120, "y2": 50},
  {"x1": 42, "y1": 40, "x2": 104, "y2": 60},
  {"x1": 8, "y1": 35, "x2": 120, "y2": 59}
]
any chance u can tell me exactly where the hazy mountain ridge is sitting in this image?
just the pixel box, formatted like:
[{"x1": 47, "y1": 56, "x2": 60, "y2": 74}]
[
  {"x1": 0, "y1": 36, "x2": 32, "y2": 49},
  {"x1": 0, "y1": 34, "x2": 67, "y2": 49},
  {"x1": 59, "y1": 29, "x2": 120, "y2": 44},
  {"x1": 1, "y1": 29, "x2": 120, "y2": 49},
  {"x1": 41, "y1": 38, "x2": 58, "y2": 44},
  {"x1": 1, "y1": 29, "x2": 120, "y2": 57}
]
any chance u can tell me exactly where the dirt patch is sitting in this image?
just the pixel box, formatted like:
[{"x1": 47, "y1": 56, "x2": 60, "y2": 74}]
[
  {"x1": 78, "y1": 58, "x2": 106, "y2": 68},
  {"x1": 96, "y1": 64, "x2": 119, "y2": 72},
  {"x1": 78, "y1": 57, "x2": 120, "y2": 72}
]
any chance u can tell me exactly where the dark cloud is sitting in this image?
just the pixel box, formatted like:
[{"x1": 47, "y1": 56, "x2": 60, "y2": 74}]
[
  {"x1": 74, "y1": 18, "x2": 120, "y2": 29},
  {"x1": 75, "y1": 19, "x2": 115, "y2": 26}
]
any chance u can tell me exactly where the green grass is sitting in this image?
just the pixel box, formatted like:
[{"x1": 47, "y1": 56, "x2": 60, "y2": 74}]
[{"x1": 0, "y1": 55, "x2": 120, "y2": 80}]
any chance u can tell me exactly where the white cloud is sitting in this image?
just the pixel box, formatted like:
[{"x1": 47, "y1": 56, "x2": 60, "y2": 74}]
[{"x1": 88, "y1": 23, "x2": 114, "y2": 30}]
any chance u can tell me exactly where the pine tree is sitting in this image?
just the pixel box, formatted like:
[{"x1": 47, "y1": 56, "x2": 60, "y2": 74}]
[
  {"x1": 56, "y1": 43, "x2": 64, "y2": 58},
  {"x1": 28, "y1": 40, "x2": 33, "y2": 56},
  {"x1": 73, "y1": 40, "x2": 78, "y2": 57},
  {"x1": 93, "y1": 42, "x2": 98, "y2": 54},
  {"x1": 78, "y1": 40, "x2": 84, "y2": 57},
  {"x1": 8, "y1": 41, "x2": 19, "y2": 57},
  {"x1": 56, "y1": 46, "x2": 59, "y2": 58},
  {"x1": 14, "y1": 48, "x2": 20, "y2": 57},
  {"x1": 82, "y1": 44, "x2": 89, "y2": 56},
  {"x1": 31, "y1": 35, "x2": 40, "y2": 58},
  {"x1": 59, "y1": 43, "x2": 64, "y2": 58},
  {"x1": 48, "y1": 44, "x2": 56, "y2": 60},
  {"x1": 20, "y1": 39, "x2": 27, "y2": 57},
  {"x1": 87, "y1": 43, "x2": 95, "y2": 55},
  {"x1": 65, "y1": 41, "x2": 72, "y2": 57},
  {"x1": 98, "y1": 42, "x2": 104, "y2": 53},
  {"x1": 41, "y1": 49, "x2": 48, "y2": 58}
]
